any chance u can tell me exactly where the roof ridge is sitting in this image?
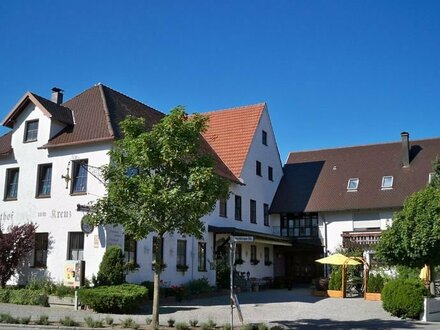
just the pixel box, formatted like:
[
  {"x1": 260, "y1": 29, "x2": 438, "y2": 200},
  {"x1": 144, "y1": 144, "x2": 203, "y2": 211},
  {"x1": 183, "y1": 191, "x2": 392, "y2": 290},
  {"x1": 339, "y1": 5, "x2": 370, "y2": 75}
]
[
  {"x1": 98, "y1": 84, "x2": 115, "y2": 138},
  {"x1": 98, "y1": 83, "x2": 164, "y2": 116},
  {"x1": 289, "y1": 136, "x2": 440, "y2": 156},
  {"x1": 200, "y1": 102, "x2": 266, "y2": 115}
]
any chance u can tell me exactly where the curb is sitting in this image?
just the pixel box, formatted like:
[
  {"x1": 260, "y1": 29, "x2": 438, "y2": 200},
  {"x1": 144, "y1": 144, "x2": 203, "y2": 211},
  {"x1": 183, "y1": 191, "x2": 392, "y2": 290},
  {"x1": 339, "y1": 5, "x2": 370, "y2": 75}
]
[{"x1": 0, "y1": 324, "x2": 97, "y2": 330}]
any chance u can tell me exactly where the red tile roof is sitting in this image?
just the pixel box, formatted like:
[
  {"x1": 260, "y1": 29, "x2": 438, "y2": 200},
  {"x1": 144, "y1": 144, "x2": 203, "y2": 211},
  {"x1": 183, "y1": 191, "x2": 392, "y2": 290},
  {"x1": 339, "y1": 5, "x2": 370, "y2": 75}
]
[
  {"x1": 0, "y1": 132, "x2": 12, "y2": 157},
  {"x1": 271, "y1": 136, "x2": 440, "y2": 213},
  {"x1": 201, "y1": 103, "x2": 266, "y2": 178}
]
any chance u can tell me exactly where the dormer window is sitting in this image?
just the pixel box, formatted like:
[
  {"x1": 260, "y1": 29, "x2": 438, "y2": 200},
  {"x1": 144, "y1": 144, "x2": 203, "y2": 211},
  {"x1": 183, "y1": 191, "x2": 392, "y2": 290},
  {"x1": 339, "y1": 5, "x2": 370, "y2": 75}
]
[
  {"x1": 262, "y1": 130, "x2": 268, "y2": 146},
  {"x1": 24, "y1": 120, "x2": 39, "y2": 142},
  {"x1": 381, "y1": 176, "x2": 394, "y2": 189},
  {"x1": 347, "y1": 178, "x2": 359, "y2": 191},
  {"x1": 429, "y1": 172, "x2": 436, "y2": 184}
]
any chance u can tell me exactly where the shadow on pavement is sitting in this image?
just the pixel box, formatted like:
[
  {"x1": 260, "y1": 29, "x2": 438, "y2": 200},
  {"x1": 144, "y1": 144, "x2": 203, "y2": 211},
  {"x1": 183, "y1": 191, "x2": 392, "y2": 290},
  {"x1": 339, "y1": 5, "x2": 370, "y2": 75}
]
[{"x1": 275, "y1": 318, "x2": 431, "y2": 329}]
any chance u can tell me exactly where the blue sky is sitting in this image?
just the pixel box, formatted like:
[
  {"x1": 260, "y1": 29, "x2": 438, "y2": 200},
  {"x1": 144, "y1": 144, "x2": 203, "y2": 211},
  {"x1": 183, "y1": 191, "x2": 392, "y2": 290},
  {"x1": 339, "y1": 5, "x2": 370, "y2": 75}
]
[{"x1": 1, "y1": 1, "x2": 439, "y2": 161}]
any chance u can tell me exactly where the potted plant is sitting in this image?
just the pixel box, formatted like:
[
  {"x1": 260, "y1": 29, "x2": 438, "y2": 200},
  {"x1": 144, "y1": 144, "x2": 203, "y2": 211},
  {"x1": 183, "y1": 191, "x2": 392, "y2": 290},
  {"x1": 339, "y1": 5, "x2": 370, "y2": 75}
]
[
  {"x1": 311, "y1": 277, "x2": 329, "y2": 297},
  {"x1": 264, "y1": 260, "x2": 273, "y2": 266},
  {"x1": 250, "y1": 259, "x2": 260, "y2": 265},
  {"x1": 176, "y1": 264, "x2": 189, "y2": 273},
  {"x1": 234, "y1": 258, "x2": 244, "y2": 265},
  {"x1": 365, "y1": 273, "x2": 384, "y2": 301},
  {"x1": 327, "y1": 268, "x2": 343, "y2": 298}
]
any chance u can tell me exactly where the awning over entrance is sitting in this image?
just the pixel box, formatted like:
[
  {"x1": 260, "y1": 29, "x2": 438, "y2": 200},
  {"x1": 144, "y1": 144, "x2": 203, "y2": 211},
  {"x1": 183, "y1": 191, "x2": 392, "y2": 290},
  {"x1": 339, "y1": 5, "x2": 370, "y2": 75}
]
[{"x1": 207, "y1": 225, "x2": 292, "y2": 247}]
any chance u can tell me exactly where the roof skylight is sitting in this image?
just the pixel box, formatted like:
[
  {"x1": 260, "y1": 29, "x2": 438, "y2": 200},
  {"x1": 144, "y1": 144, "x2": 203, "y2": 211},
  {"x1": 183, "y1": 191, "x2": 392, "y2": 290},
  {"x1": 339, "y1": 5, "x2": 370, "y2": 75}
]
[
  {"x1": 381, "y1": 176, "x2": 393, "y2": 189},
  {"x1": 347, "y1": 178, "x2": 359, "y2": 191}
]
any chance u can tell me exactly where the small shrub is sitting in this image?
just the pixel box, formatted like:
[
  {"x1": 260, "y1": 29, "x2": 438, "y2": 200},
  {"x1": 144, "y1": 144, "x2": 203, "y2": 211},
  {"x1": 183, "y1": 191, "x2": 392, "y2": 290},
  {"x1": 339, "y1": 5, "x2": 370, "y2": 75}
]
[
  {"x1": 0, "y1": 313, "x2": 18, "y2": 324},
  {"x1": 184, "y1": 277, "x2": 212, "y2": 295},
  {"x1": 60, "y1": 316, "x2": 79, "y2": 327},
  {"x1": 19, "y1": 316, "x2": 31, "y2": 324},
  {"x1": 258, "y1": 323, "x2": 268, "y2": 330},
  {"x1": 382, "y1": 278, "x2": 425, "y2": 319},
  {"x1": 168, "y1": 318, "x2": 176, "y2": 327},
  {"x1": 9, "y1": 289, "x2": 48, "y2": 306},
  {"x1": 0, "y1": 289, "x2": 10, "y2": 303},
  {"x1": 146, "y1": 317, "x2": 152, "y2": 325},
  {"x1": 223, "y1": 323, "x2": 232, "y2": 330},
  {"x1": 96, "y1": 245, "x2": 125, "y2": 286},
  {"x1": 36, "y1": 315, "x2": 49, "y2": 325},
  {"x1": 26, "y1": 276, "x2": 55, "y2": 293},
  {"x1": 242, "y1": 324, "x2": 254, "y2": 330},
  {"x1": 78, "y1": 284, "x2": 148, "y2": 313},
  {"x1": 105, "y1": 316, "x2": 114, "y2": 325},
  {"x1": 189, "y1": 319, "x2": 199, "y2": 327},
  {"x1": 328, "y1": 268, "x2": 342, "y2": 290},
  {"x1": 367, "y1": 273, "x2": 385, "y2": 293},
  {"x1": 121, "y1": 317, "x2": 139, "y2": 329},
  {"x1": 53, "y1": 284, "x2": 75, "y2": 298},
  {"x1": 201, "y1": 319, "x2": 217, "y2": 330},
  {"x1": 269, "y1": 326, "x2": 285, "y2": 330},
  {"x1": 176, "y1": 322, "x2": 189, "y2": 330},
  {"x1": 84, "y1": 316, "x2": 104, "y2": 328}
]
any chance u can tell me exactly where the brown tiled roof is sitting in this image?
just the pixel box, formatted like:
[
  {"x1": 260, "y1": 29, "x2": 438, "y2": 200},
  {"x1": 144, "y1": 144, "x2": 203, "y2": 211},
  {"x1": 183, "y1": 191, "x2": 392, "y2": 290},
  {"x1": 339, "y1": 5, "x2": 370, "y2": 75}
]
[
  {"x1": 201, "y1": 103, "x2": 266, "y2": 178},
  {"x1": 0, "y1": 132, "x2": 12, "y2": 157},
  {"x1": 2, "y1": 92, "x2": 73, "y2": 128},
  {"x1": 271, "y1": 136, "x2": 440, "y2": 213},
  {"x1": 43, "y1": 84, "x2": 164, "y2": 148}
]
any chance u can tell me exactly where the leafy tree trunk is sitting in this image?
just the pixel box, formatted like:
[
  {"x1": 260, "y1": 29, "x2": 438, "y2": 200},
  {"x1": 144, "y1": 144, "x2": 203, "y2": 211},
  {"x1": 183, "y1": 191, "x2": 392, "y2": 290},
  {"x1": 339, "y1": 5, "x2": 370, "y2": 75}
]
[{"x1": 152, "y1": 234, "x2": 163, "y2": 327}]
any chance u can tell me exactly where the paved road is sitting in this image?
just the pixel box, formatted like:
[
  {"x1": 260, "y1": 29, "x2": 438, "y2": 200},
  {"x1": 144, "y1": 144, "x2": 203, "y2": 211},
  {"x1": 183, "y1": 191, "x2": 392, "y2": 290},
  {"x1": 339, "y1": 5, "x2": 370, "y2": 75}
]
[{"x1": 0, "y1": 288, "x2": 438, "y2": 329}]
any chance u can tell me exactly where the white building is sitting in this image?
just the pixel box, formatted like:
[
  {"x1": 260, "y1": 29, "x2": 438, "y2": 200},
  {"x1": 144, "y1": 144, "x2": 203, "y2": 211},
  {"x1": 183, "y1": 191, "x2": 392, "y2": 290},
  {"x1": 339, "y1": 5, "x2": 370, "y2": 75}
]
[
  {"x1": 270, "y1": 132, "x2": 440, "y2": 282},
  {"x1": 0, "y1": 84, "x2": 288, "y2": 287}
]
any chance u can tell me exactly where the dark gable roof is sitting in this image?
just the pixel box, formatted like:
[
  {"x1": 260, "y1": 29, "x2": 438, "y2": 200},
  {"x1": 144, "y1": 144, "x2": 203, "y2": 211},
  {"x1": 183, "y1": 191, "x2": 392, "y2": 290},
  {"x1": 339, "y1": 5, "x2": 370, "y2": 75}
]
[
  {"x1": 2, "y1": 92, "x2": 73, "y2": 128},
  {"x1": 271, "y1": 137, "x2": 440, "y2": 213},
  {"x1": 0, "y1": 132, "x2": 13, "y2": 157}
]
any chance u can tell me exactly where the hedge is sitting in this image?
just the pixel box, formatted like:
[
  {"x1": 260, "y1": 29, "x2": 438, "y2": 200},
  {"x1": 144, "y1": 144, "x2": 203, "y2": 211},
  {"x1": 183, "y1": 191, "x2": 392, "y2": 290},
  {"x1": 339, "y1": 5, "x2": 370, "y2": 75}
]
[
  {"x1": 366, "y1": 274, "x2": 385, "y2": 293},
  {"x1": 0, "y1": 288, "x2": 48, "y2": 306},
  {"x1": 382, "y1": 278, "x2": 425, "y2": 319},
  {"x1": 328, "y1": 268, "x2": 342, "y2": 290},
  {"x1": 78, "y1": 284, "x2": 148, "y2": 313}
]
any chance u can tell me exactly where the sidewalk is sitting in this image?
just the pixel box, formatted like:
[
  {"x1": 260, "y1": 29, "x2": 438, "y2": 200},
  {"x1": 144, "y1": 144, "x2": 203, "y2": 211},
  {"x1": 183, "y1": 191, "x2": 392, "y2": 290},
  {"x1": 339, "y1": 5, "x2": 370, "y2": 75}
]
[{"x1": 0, "y1": 288, "x2": 437, "y2": 329}]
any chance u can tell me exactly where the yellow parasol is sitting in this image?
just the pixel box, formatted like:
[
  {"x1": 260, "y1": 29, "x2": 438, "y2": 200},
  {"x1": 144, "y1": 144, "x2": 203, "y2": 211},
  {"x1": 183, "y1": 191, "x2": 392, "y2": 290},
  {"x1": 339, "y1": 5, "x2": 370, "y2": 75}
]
[
  {"x1": 420, "y1": 264, "x2": 431, "y2": 285},
  {"x1": 315, "y1": 253, "x2": 362, "y2": 266}
]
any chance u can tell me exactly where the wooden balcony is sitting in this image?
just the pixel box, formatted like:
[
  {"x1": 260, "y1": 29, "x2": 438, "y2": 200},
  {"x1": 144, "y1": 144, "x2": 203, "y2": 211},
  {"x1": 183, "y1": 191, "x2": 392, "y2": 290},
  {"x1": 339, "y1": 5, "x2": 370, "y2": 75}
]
[{"x1": 341, "y1": 230, "x2": 382, "y2": 248}]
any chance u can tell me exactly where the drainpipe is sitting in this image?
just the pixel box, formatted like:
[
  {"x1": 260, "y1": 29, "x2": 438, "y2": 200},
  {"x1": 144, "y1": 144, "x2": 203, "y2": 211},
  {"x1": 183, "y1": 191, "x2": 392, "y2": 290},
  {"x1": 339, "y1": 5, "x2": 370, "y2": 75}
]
[{"x1": 322, "y1": 215, "x2": 329, "y2": 277}]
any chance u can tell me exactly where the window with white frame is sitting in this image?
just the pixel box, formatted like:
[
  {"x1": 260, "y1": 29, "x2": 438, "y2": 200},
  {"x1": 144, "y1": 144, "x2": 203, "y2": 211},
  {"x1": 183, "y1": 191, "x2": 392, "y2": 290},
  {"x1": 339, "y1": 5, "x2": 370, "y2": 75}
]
[
  {"x1": 34, "y1": 233, "x2": 48, "y2": 267},
  {"x1": 381, "y1": 176, "x2": 393, "y2": 189},
  {"x1": 347, "y1": 178, "x2": 359, "y2": 191},
  {"x1": 67, "y1": 232, "x2": 84, "y2": 260},
  {"x1": 176, "y1": 239, "x2": 187, "y2": 268},
  {"x1": 124, "y1": 235, "x2": 137, "y2": 264},
  {"x1": 4, "y1": 168, "x2": 19, "y2": 200},
  {"x1": 198, "y1": 242, "x2": 207, "y2": 271},
  {"x1": 71, "y1": 160, "x2": 88, "y2": 194},
  {"x1": 37, "y1": 164, "x2": 52, "y2": 197},
  {"x1": 24, "y1": 120, "x2": 39, "y2": 142}
]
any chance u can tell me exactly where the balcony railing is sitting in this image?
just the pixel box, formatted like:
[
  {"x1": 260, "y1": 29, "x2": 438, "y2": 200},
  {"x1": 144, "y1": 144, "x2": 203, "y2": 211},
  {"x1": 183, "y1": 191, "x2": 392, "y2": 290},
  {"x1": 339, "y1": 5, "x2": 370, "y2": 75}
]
[
  {"x1": 272, "y1": 226, "x2": 319, "y2": 238},
  {"x1": 341, "y1": 230, "x2": 382, "y2": 248}
]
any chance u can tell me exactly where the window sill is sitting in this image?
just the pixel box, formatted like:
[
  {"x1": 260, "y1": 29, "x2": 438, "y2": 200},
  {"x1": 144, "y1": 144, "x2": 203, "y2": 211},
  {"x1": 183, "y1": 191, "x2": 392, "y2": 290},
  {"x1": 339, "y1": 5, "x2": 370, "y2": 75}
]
[
  {"x1": 3, "y1": 198, "x2": 17, "y2": 201},
  {"x1": 250, "y1": 221, "x2": 257, "y2": 224},
  {"x1": 30, "y1": 265, "x2": 47, "y2": 269},
  {"x1": 36, "y1": 195, "x2": 51, "y2": 199},
  {"x1": 198, "y1": 269, "x2": 207, "y2": 272},
  {"x1": 235, "y1": 218, "x2": 242, "y2": 221},
  {"x1": 23, "y1": 139, "x2": 37, "y2": 143},
  {"x1": 219, "y1": 215, "x2": 228, "y2": 218},
  {"x1": 70, "y1": 192, "x2": 87, "y2": 196}
]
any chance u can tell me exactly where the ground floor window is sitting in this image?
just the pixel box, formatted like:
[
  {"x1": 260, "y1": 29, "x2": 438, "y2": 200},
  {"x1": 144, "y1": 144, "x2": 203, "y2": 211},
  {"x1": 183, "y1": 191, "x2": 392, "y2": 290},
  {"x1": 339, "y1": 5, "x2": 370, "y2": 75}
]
[
  {"x1": 177, "y1": 239, "x2": 187, "y2": 270},
  {"x1": 34, "y1": 232, "x2": 48, "y2": 267},
  {"x1": 264, "y1": 247, "x2": 271, "y2": 265},
  {"x1": 198, "y1": 242, "x2": 207, "y2": 271},
  {"x1": 67, "y1": 232, "x2": 84, "y2": 260},
  {"x1": 281, "y1": 213, "x2": 319, "y2": 237}
]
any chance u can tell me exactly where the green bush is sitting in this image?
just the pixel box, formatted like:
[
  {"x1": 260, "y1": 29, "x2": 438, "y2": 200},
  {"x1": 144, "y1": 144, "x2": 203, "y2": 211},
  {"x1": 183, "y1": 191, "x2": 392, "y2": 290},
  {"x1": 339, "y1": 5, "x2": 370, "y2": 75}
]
[
  {"x1": 96, "y1": 246, "x2": 126, "y2": 286},
  {"x1": 0, "y1": 288, "x2": 11, "y2": 303},
  {"x1": 84, "y1": 316, "x2": 104, "y2": 328},
  {"x1": 120, "y1": 317, "x2": 139, "y2": 329},
  {"x1": 328, "y1": 268, "x2": 342, "y2": 290},
  {"x1": 184, "y1": 277, "x2": 212, "y2": 295},
  {"x1": 36, "y1": 315, "x2": 49, "y2": 325},
  {"x1": 382, "y1": 278, "x2": 426, "y2": 319},
  {"x1": 60, "y1": 316, "x2": 79, "y2": 327},
  {"x1": 0, "y1": 313, "x2": 18, "y2": 324},
  {"x1": 8, "y1": 289, "x2": 48, "y2": 306},
  {"x1": 176, "y1": 322, "x2": 189, "y2": 330},
  {"x1": 78, "y1": 284, "x2": 148, "y2": 313},
  {"x1": 367, "y1": 273, "x2": 385, "y2": 293}
]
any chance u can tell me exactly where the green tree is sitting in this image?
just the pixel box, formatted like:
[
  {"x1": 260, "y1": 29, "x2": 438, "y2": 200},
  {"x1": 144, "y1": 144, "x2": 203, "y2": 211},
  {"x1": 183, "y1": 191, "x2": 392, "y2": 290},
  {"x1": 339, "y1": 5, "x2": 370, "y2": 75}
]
[
  {"x1": 430, "y1": 158, "x2": 440, "y2": 189},
  {"x1": 96, "y1": 246, "x2": 125, "y2": 286},
  {"x1": 377, "y1": 186, "x2": 440, "y2": 275},
  {"x1": 89, "y1": 107, "x2": 229, "y2": 326}
]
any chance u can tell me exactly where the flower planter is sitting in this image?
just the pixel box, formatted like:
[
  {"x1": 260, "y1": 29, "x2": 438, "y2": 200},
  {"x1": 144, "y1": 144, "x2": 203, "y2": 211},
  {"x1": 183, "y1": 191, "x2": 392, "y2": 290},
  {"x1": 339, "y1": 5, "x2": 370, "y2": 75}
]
[
  {"x1": 327, "y1": 290, "x2": 343, "y2": 298},
  {"x1": 311, "y1": 289, "x2": 328, "y2": 297},
  {"x1": 365, "y1": 292, "x2": 381, "y2": 301},
  {"x1": 48, "y1": 295, "x2": 75, "y2": 307}
]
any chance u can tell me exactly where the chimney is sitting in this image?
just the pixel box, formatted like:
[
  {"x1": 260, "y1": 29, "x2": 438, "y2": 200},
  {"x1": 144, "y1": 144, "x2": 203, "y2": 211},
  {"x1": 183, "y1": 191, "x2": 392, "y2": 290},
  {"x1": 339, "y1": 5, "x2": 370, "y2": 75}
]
[
  {"x1": 401, "y1": 131, "x2": 410, "y2": 167},
  {"x1": 51, "y1": 87, "x2": 64, "y2": 104}
]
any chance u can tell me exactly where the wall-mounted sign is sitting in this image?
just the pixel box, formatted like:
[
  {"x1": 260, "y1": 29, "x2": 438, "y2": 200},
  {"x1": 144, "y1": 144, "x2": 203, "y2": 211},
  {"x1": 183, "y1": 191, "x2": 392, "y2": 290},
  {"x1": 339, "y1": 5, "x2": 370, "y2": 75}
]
[
  {"x1": 81, "y1": 214, "x2": 94, "y2": 234},
  {"x1": 63, "y1": 260, "x2": 85, "y2": 287}
]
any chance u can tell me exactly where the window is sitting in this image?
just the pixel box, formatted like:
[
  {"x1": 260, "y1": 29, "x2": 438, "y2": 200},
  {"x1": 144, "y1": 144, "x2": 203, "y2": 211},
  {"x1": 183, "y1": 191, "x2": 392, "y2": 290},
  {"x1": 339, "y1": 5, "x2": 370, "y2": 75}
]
[
  {"x1": 67, "y1": 232, "x2": 84, "y2": 260},
  {"x1": 235, "y1": 195, "x2": 242, "y2": 221},
  {"x1": 36, "y1": 164, "x2": 52, "y2": 197},
  {"x1": 219, "y1": 198, "x2": 227, "y2": 218},
  {"x1": 429, "y1": 172, "x2": 436, "y2": 184},
  {"x1": 198, "y1": 242, "x2": 207, "y2": 271},
  {"x1": 124, "y1": 235, "x2": 137, "y2": 264},
  {"x1": 280, "y1": 213, "x2": 319, "y2": 237},
  {"x1": 250, "y1": 199, "x2": 257, "y2": 224},
  {"x1": 4, "y1": 168, "x2": 19, "y2": 200},
  {"x1": 71, "y1": 160, "x2": 88, "y2": 194},
  {"x1": 152, "y1": 236, "x2": 164, "y2": 263},
  {"x1": 262, "y1": 130, "x2": 268, "y2": 146},
  {"x1": 24, "y1": 120, "x2": 39, "y2": 142},
  {"x1": 256, "y1": 161, "x2": 262, "y2": 176},
  {"x1": 176, "y1": 239, "x2": 187, "y2": 267},
  {"x1": 264, "y1": 247, "x2": 270, "y2": 265},
  {"x1": 268, "y1": 166, "x2": 273, "y2": 181},
  {"x1": 381, "y1": 176, "x2": 393, "y2": 189},
  {"x1": 347, "y1": 178, "x2": 359, "y2": 191},
  {"x1": 264, "y1": 203, "x2": 269, "y2": 226},
  {"x1": 34, "y1": 233, "x2": 48, "y2": 267},
  {"x1": 235, "y1": 243, "x2": 242, "y2": 261},
  {"x1": 251, "y1": 245, "x2": 257, "y2": 261}
]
